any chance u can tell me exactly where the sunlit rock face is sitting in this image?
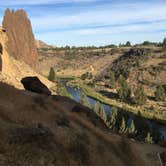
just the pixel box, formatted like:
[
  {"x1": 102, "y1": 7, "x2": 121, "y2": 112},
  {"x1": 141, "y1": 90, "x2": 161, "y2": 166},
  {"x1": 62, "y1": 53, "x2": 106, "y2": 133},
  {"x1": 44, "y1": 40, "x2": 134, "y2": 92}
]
[{"x1": 2, "y1": 9, "x2": 38, "y2": 67}]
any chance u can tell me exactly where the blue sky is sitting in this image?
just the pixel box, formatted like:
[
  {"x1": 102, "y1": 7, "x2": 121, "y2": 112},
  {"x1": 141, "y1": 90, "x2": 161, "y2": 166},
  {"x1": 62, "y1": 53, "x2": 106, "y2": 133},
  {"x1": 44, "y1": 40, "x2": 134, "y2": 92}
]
[{"x1": 0, "y1": 0, "x2": 166, "y2": 46}]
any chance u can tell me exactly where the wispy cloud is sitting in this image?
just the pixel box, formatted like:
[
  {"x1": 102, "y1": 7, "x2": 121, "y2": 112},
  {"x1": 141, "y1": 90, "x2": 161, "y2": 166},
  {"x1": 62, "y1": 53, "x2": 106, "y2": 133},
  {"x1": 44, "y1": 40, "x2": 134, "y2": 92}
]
[
  {"x1": 0, "y1": 0, "x2": 166, "y2": 46},
  {"x1": 0, "y1": 0, "x2": 101, "y2": 6}
]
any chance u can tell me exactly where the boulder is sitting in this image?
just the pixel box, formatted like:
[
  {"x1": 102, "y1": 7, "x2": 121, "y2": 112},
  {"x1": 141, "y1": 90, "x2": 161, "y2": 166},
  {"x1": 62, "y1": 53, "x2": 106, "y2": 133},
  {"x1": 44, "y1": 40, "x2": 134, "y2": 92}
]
[{"x1": 21, "y1": 77, "x2": 51, "y2": 95}]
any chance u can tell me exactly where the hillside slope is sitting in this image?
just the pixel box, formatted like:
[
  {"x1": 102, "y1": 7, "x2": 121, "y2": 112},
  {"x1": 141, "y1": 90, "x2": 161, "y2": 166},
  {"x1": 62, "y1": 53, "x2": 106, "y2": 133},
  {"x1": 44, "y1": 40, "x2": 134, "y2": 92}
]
[{"x1": 0, "y1": 82, "x2": 165, "y2": 166}]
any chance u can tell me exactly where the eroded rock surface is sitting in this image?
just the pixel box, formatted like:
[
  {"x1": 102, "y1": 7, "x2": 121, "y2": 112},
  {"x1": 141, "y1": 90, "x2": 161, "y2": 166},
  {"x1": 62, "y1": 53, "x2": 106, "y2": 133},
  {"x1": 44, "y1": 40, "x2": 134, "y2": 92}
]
[{"x1": 2, "y1": 9, "x2": 38, "y2": 67}]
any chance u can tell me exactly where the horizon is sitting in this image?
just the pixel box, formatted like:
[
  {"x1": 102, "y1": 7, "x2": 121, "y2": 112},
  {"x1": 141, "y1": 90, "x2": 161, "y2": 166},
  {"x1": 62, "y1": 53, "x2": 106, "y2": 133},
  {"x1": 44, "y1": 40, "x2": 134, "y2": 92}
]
[{"x1": 0, "y1": 0, "x2": 166, "y2": 46}]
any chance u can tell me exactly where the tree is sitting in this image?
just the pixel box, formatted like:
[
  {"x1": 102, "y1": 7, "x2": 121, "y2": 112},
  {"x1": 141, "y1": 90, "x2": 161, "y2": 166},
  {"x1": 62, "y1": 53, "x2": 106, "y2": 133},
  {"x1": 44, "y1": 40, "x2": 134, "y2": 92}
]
[
  {"x1": 145, "y1": 132, "x2": 153, "y2": 144},
  {"x1": 79, "y1": 93, "x2": 90, "y2": 108},
  {"x1": 155, "y1": 85, "x2": 165, "y2": 101},
  {"x1": 119, "y1": 117, "x2": 127, "y2": 134},
  {"x1": 125, "y1": 41, "x2": 131, "y2": 47},
  {"x1": 127, "y1": 120, "x2": 136, "y2": 136},
  {"x1": 48, "y1": 67, "x2": 55, "y2": 81},
  {"x1": 163, "y1": 38, "x2": 166, "y2": 50},
  {"x1": 117, "y1": 75, "x2": 131, "y2": 102},
  {"x1": 93, "y1": 101, "x2": 100, "y2": 114},
  {"x1": 109, "y1": 71, "x2": 116, "y2": 89},
  {"x1": 133, "y1": 85, "x2": 147, "y2": 105},
  {"x1": 99, "y1": 105, "x2": 107, "y2": 122},
  {"x1": 108, "y1": 107, "x2": 118, "y2": 129}
]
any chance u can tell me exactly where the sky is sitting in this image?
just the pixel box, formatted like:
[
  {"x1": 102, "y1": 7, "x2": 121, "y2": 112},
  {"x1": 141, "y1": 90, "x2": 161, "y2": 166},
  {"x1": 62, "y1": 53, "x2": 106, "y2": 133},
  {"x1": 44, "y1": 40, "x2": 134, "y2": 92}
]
[{"x1": 0, "y1": 0, "x2": 166, "y2": 46}]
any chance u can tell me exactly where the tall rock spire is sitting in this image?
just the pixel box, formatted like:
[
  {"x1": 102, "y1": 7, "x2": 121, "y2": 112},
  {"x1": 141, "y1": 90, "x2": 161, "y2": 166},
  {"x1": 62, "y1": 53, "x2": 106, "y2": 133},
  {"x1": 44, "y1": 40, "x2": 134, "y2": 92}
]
[{"x1": 2, "y1": 9, "x2": 38, "y2": 67}]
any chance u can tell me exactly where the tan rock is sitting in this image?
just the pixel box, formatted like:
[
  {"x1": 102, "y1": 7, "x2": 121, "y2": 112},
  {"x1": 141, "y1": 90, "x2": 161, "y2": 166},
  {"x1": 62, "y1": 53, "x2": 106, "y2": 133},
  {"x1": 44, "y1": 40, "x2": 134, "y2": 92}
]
[{"x1": 2, "y1": 9, "x2": 38, "y2": 67}]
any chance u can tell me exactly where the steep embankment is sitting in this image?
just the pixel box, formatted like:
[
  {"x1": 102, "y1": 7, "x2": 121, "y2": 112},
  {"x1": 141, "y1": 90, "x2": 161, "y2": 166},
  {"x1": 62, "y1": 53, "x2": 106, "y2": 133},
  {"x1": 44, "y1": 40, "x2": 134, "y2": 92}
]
[{"x1": 0, "y1": 82, "x2": 164, "y2": 166}]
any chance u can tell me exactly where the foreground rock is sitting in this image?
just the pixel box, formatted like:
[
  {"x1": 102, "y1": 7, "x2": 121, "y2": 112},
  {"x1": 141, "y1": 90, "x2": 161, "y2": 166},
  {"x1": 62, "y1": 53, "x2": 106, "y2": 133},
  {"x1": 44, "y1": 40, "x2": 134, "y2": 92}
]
[
  {"x1": 2, "y1": 9, "x2": 38, "y2": 67},
  {"x1": 21, "y1": 76, "x2": 51, "y2": 95}
]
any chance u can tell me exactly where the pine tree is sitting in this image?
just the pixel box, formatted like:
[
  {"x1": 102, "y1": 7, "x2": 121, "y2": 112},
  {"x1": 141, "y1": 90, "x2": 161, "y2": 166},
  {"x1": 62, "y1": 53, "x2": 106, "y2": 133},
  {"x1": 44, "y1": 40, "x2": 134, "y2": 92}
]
[
  {"x1": 93, "y1": 101, "x2": 100, "y2": 114},
  {"x1": 163, "y1": 38, "x2": 166, "y2": 50},
  {"x1": 99, "y1": 105, "x2": 107, "y2": 122},
  {"x1": 79, "y1": 93, "x2": 90, "y2": 108},
  {"x1": 119, "y1": 117, "x2": 127, "y2": 134},
  {"x1": 48, "y1": 67, "x2": 55, "y2": 81},
  {"x1": 145, "y1": 132, "x2": 153, "y2": 144},
  {"x1": 108, "y1": 107, "x2": 118, "y2": 129},
  {"x1": 125, "y1": 41, "x2": 131, "y2": 47},
  {"x1": 83, "y1": 95, "x2": 91, "y2": 108},
  {"x1": 155, "y1": 85, "x2": 165, "y2": 101},
  {"x1": 109, "y1": 71, "x2": 116, "y2": 89},
  {"x1": 79, "y1": 92, "x2": 85, "y2": 105},
  {"x1": 128, "y1": 120, "x2": 136, "y2": 135},
  {"x1": 133, "y1": 85, "x2": 147, "y2": 105}
]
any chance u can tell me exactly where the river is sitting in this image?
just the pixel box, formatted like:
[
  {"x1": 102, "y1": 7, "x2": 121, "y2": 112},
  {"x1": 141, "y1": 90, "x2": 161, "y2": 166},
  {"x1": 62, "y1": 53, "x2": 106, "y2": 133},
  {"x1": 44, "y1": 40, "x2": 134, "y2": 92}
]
[{"x1": 61, "y1": 79, "x2": 166, "y2": 141}]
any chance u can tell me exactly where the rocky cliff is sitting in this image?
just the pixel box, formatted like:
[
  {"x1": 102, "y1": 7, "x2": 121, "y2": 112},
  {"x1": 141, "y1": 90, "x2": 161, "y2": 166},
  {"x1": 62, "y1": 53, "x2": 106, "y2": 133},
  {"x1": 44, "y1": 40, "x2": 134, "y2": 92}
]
[{"x1": 2, "y1": 9, "x2": 38, "y2": 67}]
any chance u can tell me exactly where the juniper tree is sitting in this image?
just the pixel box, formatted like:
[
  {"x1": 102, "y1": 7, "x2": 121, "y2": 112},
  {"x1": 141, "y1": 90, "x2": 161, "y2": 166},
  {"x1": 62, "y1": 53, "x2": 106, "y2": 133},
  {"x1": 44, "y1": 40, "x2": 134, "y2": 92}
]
[
  {"x1": 133, "y1": 85, "x2": 147, "y2": 105},
  {"x1": 155, "y1": 85, "x2": 165, "y2": 101},
  {"x1": 48, "y1": 67, "x2": 55, "y2": 81},
  {"x1": 128, "y1": 120, "x2": 136, "y2": 135},
  {"x1": 108, "y1": 107, "x2": 118, "y2": 129},
  {"x1": 119, "y1": 117, "x2": 127, "y2": 134},
  {"x1": 145, "y1": 132, "x2": 153, "y2": 144},
  {"x1": 109, "y1": 71, "x2": 116, "y2": 89},
  {"x1": 93, "y1": 101, "x2": 100, "y2": 114},
  {"x1": 79, "y1": 93, "x2": 90, "y2": 108},
  {"x1": 117, "y1": 75, "x2": 131, "y2": 102},
  {"x1": 99, "y1": 105, "x2": 107, "y2": 122}
]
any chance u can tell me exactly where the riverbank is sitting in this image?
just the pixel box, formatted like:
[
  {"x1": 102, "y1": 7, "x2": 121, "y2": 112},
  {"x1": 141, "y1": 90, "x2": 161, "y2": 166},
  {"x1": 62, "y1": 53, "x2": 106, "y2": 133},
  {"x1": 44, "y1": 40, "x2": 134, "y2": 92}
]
[{"x1": 67, "y1": 79, "x2": 166, "y2": 125}]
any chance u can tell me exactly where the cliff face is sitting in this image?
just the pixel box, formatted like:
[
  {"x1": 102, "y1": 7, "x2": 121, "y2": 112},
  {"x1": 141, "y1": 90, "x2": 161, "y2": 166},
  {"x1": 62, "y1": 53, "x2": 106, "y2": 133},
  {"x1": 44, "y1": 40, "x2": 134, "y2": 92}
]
[{"x1": 2, "y1": 9, "x2": 38, "y2": 67}]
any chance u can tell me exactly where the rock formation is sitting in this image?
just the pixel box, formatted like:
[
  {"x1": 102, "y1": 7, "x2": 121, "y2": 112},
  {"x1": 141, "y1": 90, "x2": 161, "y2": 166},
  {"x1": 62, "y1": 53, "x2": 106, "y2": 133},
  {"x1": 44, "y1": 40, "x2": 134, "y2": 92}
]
[{"x1": 2, "y1": 9, "x2": 38, "y2": 67}]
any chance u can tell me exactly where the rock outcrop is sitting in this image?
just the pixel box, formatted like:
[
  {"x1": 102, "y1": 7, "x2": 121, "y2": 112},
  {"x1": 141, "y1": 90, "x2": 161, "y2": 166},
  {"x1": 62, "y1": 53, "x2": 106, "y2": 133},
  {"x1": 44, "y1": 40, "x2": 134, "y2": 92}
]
[
  {"x1": 21, "y1": 76, "x2": 51, "y2": 95},
  {"x1": 2, "y1": 9, "x2": 38, "y2": 67}
]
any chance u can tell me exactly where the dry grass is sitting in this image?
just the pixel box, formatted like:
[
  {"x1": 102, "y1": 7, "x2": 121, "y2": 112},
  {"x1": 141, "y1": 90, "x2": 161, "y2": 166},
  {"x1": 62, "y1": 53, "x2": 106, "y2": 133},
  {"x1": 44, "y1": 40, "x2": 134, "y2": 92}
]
[{"x1": 0, "y1": 82, "x2": 164, "y2": 165}]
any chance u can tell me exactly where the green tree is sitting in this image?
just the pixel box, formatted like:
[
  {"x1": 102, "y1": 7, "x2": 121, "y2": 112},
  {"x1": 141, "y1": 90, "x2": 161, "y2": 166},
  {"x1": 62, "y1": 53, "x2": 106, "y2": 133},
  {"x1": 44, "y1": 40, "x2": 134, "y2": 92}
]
[
  {"x1": 155, "y1": 85, "x2": 165, "y2": 101},
  {"x1": 127, "y1": 120, "x2": 136, "y2": 135},
  {"x1": 133, "y1": 85, "x2": 147, "y2": 105},
  {"x1": 117, "y1": 75, "x2": 131, "y2": 102},
  {"x1": 48, "y1": 67, "x2": 55, "y2": 81},
  {"x1": 99, "y1": 105, "x2": 107, "y2": 122},
  {"x1": 93, "y1": 101, "x2": 100, "y2": 114},
  {"x1": 109, "y1": 71, "x2": 116, "y2": 89},
  {"x1": 108, "y1": 107, "x2": 118, "y2": 129},
  {"x1": 163, "y1": 38, "x2": 166, "y2": 50},
  {"x1": 119, "y1": 117, "x2": 127, "y2": 134},
  {"x1": 79, "y1": 93, "x2": 91, "y2": 108},
  {"x1": 125, "y1": 41, "x2": 131, "y2": 47},
  {"x1": 145, "y1": 132, "x2": 153, "y2": 144}
]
